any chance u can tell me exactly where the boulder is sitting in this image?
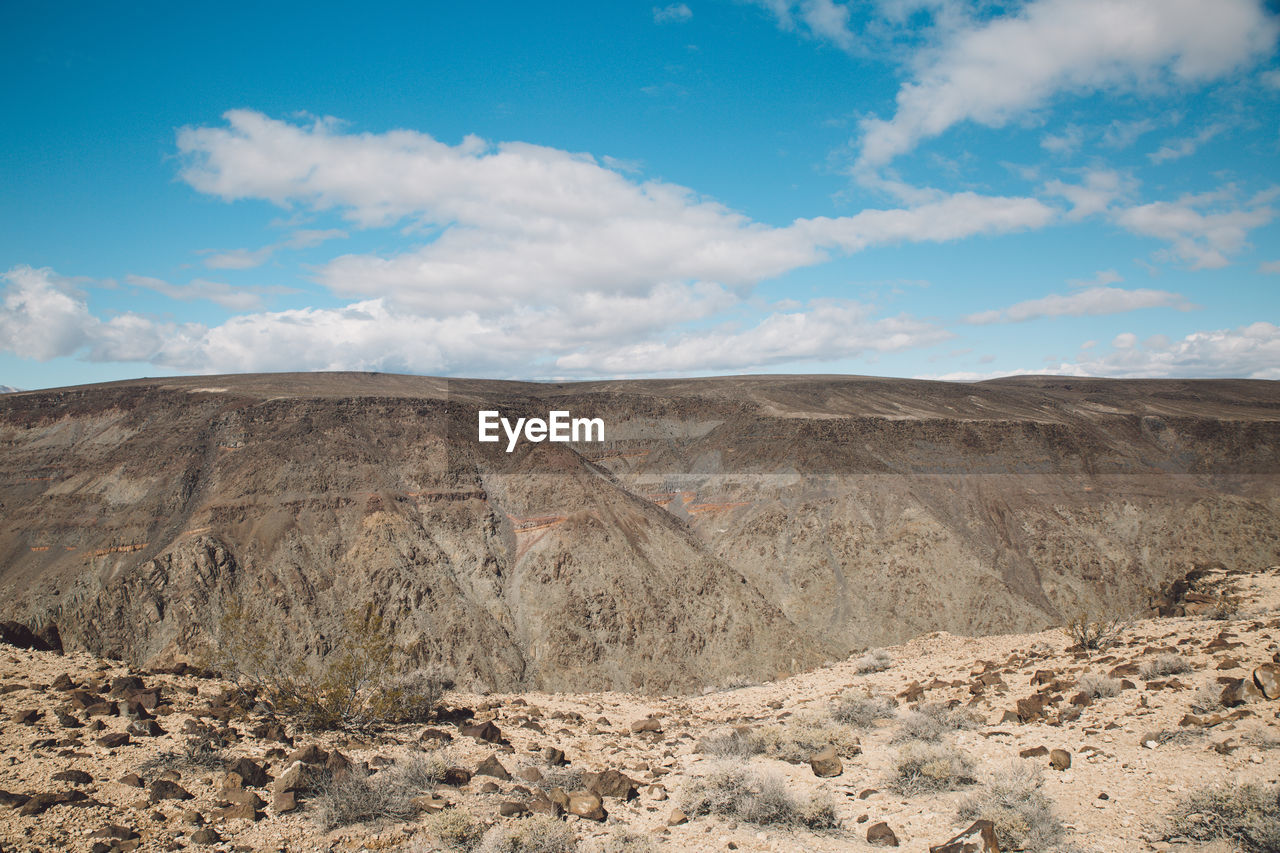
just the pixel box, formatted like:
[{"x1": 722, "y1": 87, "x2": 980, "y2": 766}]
[
  {"x1": 867, "y1": 821, "x2": 900, "y2": 846},
  {"x1": 809, "y1": 745, "x2": 843, "y2": 778},
  {"x1": 1221, "y1": 677, "x2": 1265, "y2": 707},
  {"x1": 567, "y1": 790, "x2": 606, "y2": 821},
  {"x1": 1049, "y1": 749, "x2": 1072, "y2": 771},
  {"x1": 630, "y1": 717, "x2": 663, "y2": 733},
  {"x1": 148, "y1": 779, "x2": 193, "y2": 802},
  {"x1": 460, "y1": 721, "x2": 503, "y2": 743},
  {"x1": 475, "y1": 754, "x2": 512, "y2": 781},
  {"x1": 588, "y1": 769, "x2": 639, "y2": 800},
  {"x1": 1253, "y1": 663, "x2": 1280, "y2": 700},
  {"x1": 226, "y1": 757, "x2": 270, "y2": 788}
]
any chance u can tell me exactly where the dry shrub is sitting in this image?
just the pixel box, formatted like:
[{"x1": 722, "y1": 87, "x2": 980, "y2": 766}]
[
  {"x1": 1139, "y1": 654, "x2": 1192, "y2": 680},
  {"x1": 957, "y1": 761, "x2": 1064, "y2": 850},
  {"x1": 1075, "y1": 672, "x2": 1122, "y2": 699},
  {"x1": 476, "y1": 816, "x2": 577, "y2": 853},
  {"x1": 214, "y1": 602, "x2": 450, "y2": 731},
  {"x1": 855, "y1": 648, "x2": 893, "y2": 673},
  {"x1": 419, "y1": 809, "x2": 486, "y2": 851},
  {"x1": 699, "y1": 727, "x2": 767, "y2": 758},
  {"x1": 580, "y1": 827, "x2": 659, "y2": 853},
  {"x1": 760, "y1": 713, "x2": 861, "y2": 763},
  {"x1": 890, "y1": 740, "x2": 975, "y2": 795},
  {"x1": 1062, "y1": 612, "x2": 1128, "y2": 653},
  {"x1": 679, "y1": 763, "x2": 838, "y2": 829},
  {"x1": 892, "y1": 702, "x2": 980, "y2": 743},
  {"x1": 832, "y1": 692, "x2": 897, "y2": 728},
  {"x1": 139, "y1": 738, "x2": 227, "y2": 775},
  {"x1": 1168, "y1": 783, "x2": 1280, "y2": 853},
  {"x1": 1190, "y1": 681, "x2": 1225, "y2": 714},
  {"x1": 314, "y1": 754, "x2": 444, "y2": 829}
]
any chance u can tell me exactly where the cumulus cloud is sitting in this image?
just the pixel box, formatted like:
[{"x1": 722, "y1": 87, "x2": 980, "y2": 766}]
[
  {"x1": 856, "y1": 0, "x2": 1277, "y2": 170},
  {"x1": 1113, "y1": 188, "x2": 1275, "y2": 269},
  {"x1": 201, "y1": 228, "x2": 348, "y2": 269},
  {"x1": 1043, "y1": 169, "x2": 1136, "y2": 220},
  {"x1": 1148, "y1": 123, "x2": 1226, "y2": 164},
  {"x1": 177, "y1": 111, "x2": 1053, "y2": 318},
  {"x1": 966, "y1": 285, "x2": 1195, "y2": 324},
  {"x1": 1078, "y1": 322, "x2": 1280, "y2": 379}
]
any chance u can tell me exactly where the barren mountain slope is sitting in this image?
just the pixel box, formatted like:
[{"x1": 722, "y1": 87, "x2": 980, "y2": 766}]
[{"x1": 0, "y1": 373, "x2": 1277, "y2": 692}]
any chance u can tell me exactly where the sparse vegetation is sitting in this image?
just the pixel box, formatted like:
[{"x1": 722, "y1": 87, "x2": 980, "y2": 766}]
[
  {"x1": 419, "y1": 809, "x2": 486, "y2": 851},
  {"x1": 1167, "y1": 783, "x2": 1280, "y2": 853},
  {"x1": 138, "y1": 737, "x2": 227, "y2": 775},
  {"x1": 213, "y1": 602, "x2": 450, "y2": 731},
  {"x1": 832, "y1": 691, "x2": 897, "y2": 728},
  {"x1": 1062, "y1": 612, "x2": 1128, "y2": 653},
  {"x1": 699, "y1": 727, "x2": 767, "y2": 758},
  {"x1": 760, "y1": 712, "x2": 862, "y2": 763},
  {"x1": 1190, "y1": 681, "x2": 1225, "y2": 714},
  {"x1": 536, "y1": 765, "x2": 587, "y2": 794},
  {"x1": 892, "y1": 701, "x2": 980, "y2": 742},
  {"x1": 1139, "y1": 654, "x2": 1192, "y2": 680},
  {"x1": 313, "y1": 754, "x2": 444, "y2": 829},
  {"x1": 1075, "y1": 672, "x2": 1122, "y2": 698},
  {"x1": 958, "y1": 761, "x2": 1065, "y2": 850},
  {"x1": 580, "y1": 827, "x2": 659, "y2": 853},
  {"x1": 890, "y1": 740, "x2": 976, "y2": 795},
  {"x1": 680, "y1": 763, "x2": 839, "y2": 829},
  {"x1": 854, "y1": 648, "x2": 893, "y2": 673},
  {"x1": 476, "y1": 816, "x2": 578, "y2": 853}
]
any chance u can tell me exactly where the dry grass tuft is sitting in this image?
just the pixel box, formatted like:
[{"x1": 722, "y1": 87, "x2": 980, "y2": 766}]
[
  {"x1": 760, "y1": 713, "x2": 861, "y2": 763},
  {"x1": 679, "y1": 763, "x2": 839, "y2": 829},
  {"x1": 957, "y1": 761, "x2": 1064, "y2": 850},
  {"x1": 854, "y1": 648, "x2": 893, "y2": 673},
  {"x1": 890, "y1": 740, "x2": 976, "y2": 795},
  {"x1": 1139, "y1": 654, "x2": 1192, "y2": 680},
  {"x1": 1168, "y1": 783, "x2": 1280, "y2": 853},
  {"x1": 832, "y1": 691, "x2": 898, "y2": 728}
]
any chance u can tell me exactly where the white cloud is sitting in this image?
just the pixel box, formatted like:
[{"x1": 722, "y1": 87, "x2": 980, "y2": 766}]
[
  {"x1": 1260, "y1": 260, "x2": 1280, "y2": 273},
  {"x1": 1101, "y1": 117, "x2": 1159, "y2": 149},
  {"x1": 1043, "y1": 169, "x2": 1136, "y2": 220},
  {"x1": 0, "y1": 267, "x2": 167, "y2": 363},
  {"x1": 178, "y1": 111, "x2": 1053, "y2": 318},
  {"x1": 1040, "y1": 124, "x2": 1083, "y2": 156},
  {"x1": 1114, "y1": 189, "x2": 1274, "y2": 269},
  {"x1": 965, "y1": 285, "x2": 1194, "y2": 324},
  {"x1": 201, "y1": 228, "x2": 347, "y2": 270},
  {"x1": 1080, "y1": 322, "x2": 1280, "y2": 378},
  {"x1": 556, "y1": 300, "x2": 951, "y2": 375},
  {"x1": 1148, "y1": 123, "x2": 1226, "y2": 164},
  {"x1": 653, "y1": 3, "x2": 692, "y2": 23},
  {"x1": 856, "y1": 0, "x2": 1277, "y2": 170},
  {"x1": 126, "y1": 275, "x2": 296, "y2": 311},
  {"x1": 748, "y1": 0, "x2": 858, "y2": 51}
]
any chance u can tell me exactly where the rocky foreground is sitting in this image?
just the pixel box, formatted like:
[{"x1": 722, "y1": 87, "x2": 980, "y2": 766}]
[{"x1": 0, "y1": 566, "x2": 1277, "y2": 853}]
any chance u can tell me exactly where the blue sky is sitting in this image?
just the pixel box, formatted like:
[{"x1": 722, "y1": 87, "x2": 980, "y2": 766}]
[{"x1": 2, "y1": 0, "x2": 1278, "y2": 389}]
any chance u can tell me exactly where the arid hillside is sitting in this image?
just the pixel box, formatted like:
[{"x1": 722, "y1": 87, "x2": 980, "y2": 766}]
[{"x1": 0, "y1": 373, "x2": 1277, "y2": 692}]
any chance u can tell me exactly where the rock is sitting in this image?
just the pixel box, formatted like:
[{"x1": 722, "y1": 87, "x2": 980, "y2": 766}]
[
  {"x1": 1015, "y1": 694, "x2": 1046, "y2": 723},
  {"x1": 899, "y1": 681, "x2": 924, "y2": 702},
  {"x1": 324, "y1": 750, "x2": 352, "y2": 776},
  {"x1": 51, "y1": 769, "x2": 92, "y2": 785},
  {"x1": 149, "y1": 779, "x2": 193, "y2": 802},
  {"x1": 567, "y1": 790, "x2": 606, "y2": 821},
  {"x1": 499, "y1": 800, "x2": 529, "y2": 817},
  {"x1": 0, "y1": 621, "x2": 56, "y2": 651},
  {"x1": 529, "y1": 797, "x2": 564, "y2": 817},
  {"x1": 413, "y1": 793, "x2": 449, "y2": 813},
  {"x1": 51, "y1": 673, "x2": 75, "y2": 691},
  {"x1": 55, "y1": 709, "x2": 82, "y2": 728},
  {"x1": 272, "y1": 761, "x2": 314, "y2": 794},
  {"x1": 517, "y1": 765, "x2": 544, "y2": 783},
  {"x1": 1049, "y1": 749, "x2": 1072, "y2": 771},
  {"x1": 189, "y1": 826, "x2": 221, "y2": 845},
  {"x1": 476, "y1": 754, "x2": 512, "y2": 781},
  {"x1": 273, "y1": 791, "x2": 297, "y2": 813},
  {"x1": 107, "y1": 676, "x2": 145, "y2": 698},
  {"x1": 1221, "y1": 677, "x2": 1265, "y2": 707},
  {"x1": 867, "y1": 821, "x2": 900, "y2": 846},
  {"x1": 19, "y1": 791, "x2": 87, "y2": 816},
  {"x1": 442, "y1": 767, "x2": 472, "y2": 786},
  {"x1": 478, "y1": 781, "x2": 500, "y2": 793},
  {"x1": 588, "y1": 769, "x2": 639, "y2": 800},
  {"x1": 631, "y1": 717, "x2": 663, "y2": 733},
  {"x1": 286, "y1": 744, "x2": 328, "y2": 765},
  {"x1": 1019, "y1": 746, "x2": 1048, "y2": 758},
  {"x1": 11, "y1": 709, "x2": 40, "y2": 725},
  {"x1": 97, "y1": 732, "x2": 131, "y2": 748},
  {"x1": 668, "y1": 808, "x2": 689, "y2": 826},
  {"x1": 1253, "y1": 664, "x2": 1280, "y2": 700},
  {"x1": 127, "y1": 719, "x2": 163, "y2": 737},
  {"x1": 930, "y1": 819, "x2": 1001, "y2": 853},
  {"x1": 120, "y1": 773, "x2": 144, "y2": 788},
  {"x1": 809, "y1": 745, "x2": 843, "y2": 778},
  {"x1": 544, "y1": 747, "x2": 567, "y2": 766},
  {"x1": 461, "y1": 721, "x2": 504, "y2": 743},
  {"x1": 213, "y1": 800, "x2": 262, "y2": 821},
  {"x1": 226, "y1": 757, "x2": 269, "y2": 787}
]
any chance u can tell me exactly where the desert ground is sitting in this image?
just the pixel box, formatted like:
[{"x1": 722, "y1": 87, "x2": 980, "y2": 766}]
[{"x1": 0, "y1": 565, "x2": 1276, "y2": 853}]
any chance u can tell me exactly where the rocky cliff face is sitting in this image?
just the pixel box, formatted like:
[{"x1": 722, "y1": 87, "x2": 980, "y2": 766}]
[{"x1": 0, "y1": 373, "x2": 1276, "y2": 692}]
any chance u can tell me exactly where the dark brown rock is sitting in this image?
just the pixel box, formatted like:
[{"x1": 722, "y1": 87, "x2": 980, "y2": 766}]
[
  {"x1": 461, "y1": 721, "x2": 503, "y2": 743},
  {"x1": 930, "y1": 819, "x2": 1001, "y2": 853},
  {"x1": 809, "y1": 745, "x2": 843, "y2": 778},
  {"x1": 226, "y1": 757, "x2": 269, "y2": 787},
  {"x1": 476, "y1": 754, "x2": 512, "y2": 780},
  {"x1": 148, "y1": 779, "x2": 193, "y2": 802},
  {"x1": 1049, "y1": 749, "x2": 1072, "y2": 770},
  {"x1": 567, "y1": 790, "x2": 606, "y2": 821},
  {"x1": 867, "y1": 821, "x2": 900, "y2": 847}
]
